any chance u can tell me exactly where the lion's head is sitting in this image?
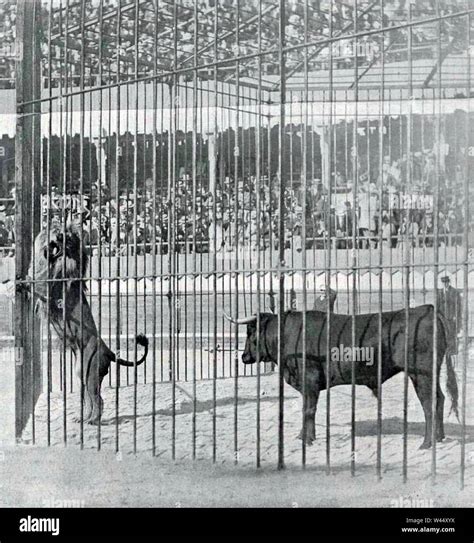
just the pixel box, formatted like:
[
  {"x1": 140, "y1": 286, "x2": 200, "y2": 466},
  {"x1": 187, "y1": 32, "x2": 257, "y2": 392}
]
[{"x1": 30, "y1": 221, "x2": 89, "y2": 314}]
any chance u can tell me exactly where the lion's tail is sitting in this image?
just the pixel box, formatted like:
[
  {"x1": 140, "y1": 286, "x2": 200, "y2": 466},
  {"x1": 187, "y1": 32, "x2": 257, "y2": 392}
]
[{"x1": 112, "y1": 334, "x2": 149, "y2": 367}]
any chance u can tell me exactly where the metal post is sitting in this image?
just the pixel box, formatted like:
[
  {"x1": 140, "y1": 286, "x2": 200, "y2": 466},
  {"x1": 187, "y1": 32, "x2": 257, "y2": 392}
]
[
  {"x1": 15, "y1": 0, "x2": 42, "y2": 440},
  {"x1": 277, "y1": 0, "x2": 286, "y2": 471}
]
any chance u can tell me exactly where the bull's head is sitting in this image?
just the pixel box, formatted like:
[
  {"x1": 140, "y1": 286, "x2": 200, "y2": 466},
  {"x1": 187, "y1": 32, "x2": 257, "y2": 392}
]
[{"x1": 224, "y1": 312, "x2": 276, "y2": 364}]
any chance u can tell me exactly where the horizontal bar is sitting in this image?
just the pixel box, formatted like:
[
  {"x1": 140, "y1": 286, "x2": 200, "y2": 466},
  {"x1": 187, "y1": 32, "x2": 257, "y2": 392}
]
[{"x1": 18, "y1": 8, "x2": 474, "y2": 109}]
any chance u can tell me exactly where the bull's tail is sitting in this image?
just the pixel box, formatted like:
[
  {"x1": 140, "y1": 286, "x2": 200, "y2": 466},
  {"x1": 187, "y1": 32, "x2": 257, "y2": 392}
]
[
  {"x1": 445, "y1": 353, "x2": 459, "y2": 420},
  {"x1": 111, "y1": 334, "x2": 149, "y2": 367},
  {"x1": 437, "y1": 311, "x2": 459, "y2": 420}
]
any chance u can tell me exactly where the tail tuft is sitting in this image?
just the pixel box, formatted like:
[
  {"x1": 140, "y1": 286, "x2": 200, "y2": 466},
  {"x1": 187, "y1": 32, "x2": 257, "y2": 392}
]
[{"x1": 136, "y1": 333, "x2": 149, "y2": 348}]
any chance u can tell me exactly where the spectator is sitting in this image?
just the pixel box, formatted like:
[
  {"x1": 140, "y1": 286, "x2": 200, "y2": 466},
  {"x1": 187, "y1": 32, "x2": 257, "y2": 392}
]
[
  {"x1": 437, "y1": 275, "x2": 462, "y2": 356},
  {"x1": 313, "y1": 284, "x2": 337, "y2": 312}
]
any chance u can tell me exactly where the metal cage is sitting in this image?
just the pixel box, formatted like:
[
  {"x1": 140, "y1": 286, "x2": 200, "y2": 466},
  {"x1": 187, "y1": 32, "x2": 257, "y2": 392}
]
[{"x1": 13, "y1": 0, "x2": 473, "y2": 485}]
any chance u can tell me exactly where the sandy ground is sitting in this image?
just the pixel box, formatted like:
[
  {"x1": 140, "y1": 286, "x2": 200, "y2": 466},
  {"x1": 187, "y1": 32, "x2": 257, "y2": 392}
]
[
  {"x1": 0, "y1": 444, "x2": 472, "y2": 508},
  {"x1": 2, "y1": 360, "x2": 472, "y2": 508}
]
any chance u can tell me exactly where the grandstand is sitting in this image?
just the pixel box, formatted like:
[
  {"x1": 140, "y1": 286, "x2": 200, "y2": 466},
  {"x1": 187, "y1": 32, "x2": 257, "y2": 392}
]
[{"x1": 0, "y1": 0, "x2": 473, "y2": 257}]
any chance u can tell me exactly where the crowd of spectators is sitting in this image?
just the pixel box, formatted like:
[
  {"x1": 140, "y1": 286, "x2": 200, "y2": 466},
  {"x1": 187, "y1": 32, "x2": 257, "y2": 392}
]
[
  {"x1": 0, "y1": 190, "x2": 15, "y2": 253},
  {"x1": 30, "y1": 142, "x2": 466, "y2": 258},
  {"x1": 0, "y1": 0, "x2": 468, "y2": 87},
  {"x1": 0, "y1": 140, "x2": 468, "y2": 257},
  {"x1": 0, "y1": 0, "x2": 469, "y2": 254},
  {"x1": 0, "y1": 0, "x2": 15, "y2": 88}
]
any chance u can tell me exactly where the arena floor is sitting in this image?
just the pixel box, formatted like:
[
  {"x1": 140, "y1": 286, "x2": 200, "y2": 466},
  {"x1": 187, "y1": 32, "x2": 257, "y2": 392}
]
[
  {"x1": 3, "y1": 360, "x2": 473, "y2": 508},
  {"x1": 2, "y1": 290, "x2": 473, "y2": 507},
  {"x1": 19, "y1": 351, "x2": 474, "y2": 492}
]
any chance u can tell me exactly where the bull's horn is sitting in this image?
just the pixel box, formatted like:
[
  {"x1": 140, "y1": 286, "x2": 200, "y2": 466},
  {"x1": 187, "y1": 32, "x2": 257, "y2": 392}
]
[{"x1": 223, "y1": 312, "x2": 257, "y2": 325}]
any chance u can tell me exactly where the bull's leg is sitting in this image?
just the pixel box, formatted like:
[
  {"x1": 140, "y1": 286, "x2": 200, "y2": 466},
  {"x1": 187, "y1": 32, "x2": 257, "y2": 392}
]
[
  {"x1": 409, "y1": 374, "x2": 437, "y2": 449},
  {"x1": 297, "y1": 388, "x2": 320, "y2": 446}
]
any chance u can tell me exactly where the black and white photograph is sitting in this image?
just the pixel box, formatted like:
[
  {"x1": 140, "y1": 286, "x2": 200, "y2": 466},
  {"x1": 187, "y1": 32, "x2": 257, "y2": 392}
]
[{"x1": 0, "y1": 0, "x2": 473, "y2": 536}]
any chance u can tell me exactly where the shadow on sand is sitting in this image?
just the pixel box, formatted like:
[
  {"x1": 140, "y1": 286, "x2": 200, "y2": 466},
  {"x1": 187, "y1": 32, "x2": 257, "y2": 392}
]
[
  {"x1": 355, "y1": 417, "x2": 474, "y2": 443},
  {"x1": 99, "y1": 394, "x2": 280, "y2": 426}
]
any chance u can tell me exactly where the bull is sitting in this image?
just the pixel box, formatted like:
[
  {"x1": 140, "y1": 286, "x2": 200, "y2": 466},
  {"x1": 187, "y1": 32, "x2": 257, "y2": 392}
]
[{"x1": 225, "y1": 305, "x2": 459, "y2": 449}]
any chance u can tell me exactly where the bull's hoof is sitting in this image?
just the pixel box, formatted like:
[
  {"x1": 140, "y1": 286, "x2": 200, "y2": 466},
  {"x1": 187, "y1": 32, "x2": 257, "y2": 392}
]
[{"x1": 419, "y1": 441, "x2": 431, "y2": 450}]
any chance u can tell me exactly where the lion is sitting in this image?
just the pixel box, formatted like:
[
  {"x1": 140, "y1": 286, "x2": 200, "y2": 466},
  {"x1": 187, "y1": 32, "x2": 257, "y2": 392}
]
[{"x1": 30, "y1": 221, "x2": 148, "y2": 424}]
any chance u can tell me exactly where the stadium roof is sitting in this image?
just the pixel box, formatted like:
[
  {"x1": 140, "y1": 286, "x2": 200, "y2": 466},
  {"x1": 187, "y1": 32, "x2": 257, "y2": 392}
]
[{"x1": 40, "y1": 0, "x2": 474, "y2": 94}]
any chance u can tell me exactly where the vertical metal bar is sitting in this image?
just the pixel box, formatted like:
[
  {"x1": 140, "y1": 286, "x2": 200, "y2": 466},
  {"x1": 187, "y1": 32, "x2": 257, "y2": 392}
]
[
  {"x1": 114, "y1": 0, "x2": 122, "y2": 454},
  {"x1": 325, "y1": 0, "x2": 334, "y2": 475},
  {"x1": 387, "y1": 98, "x2": 394, "y2": 312},
  {"x1": 376, "y1": 0, "x2": 385, "y2": 481},
  {"x1": 232, "y1": 0, "x2": 241, "y2": 465},
  {"x1": 55, "y1": 3, "x2": 63, "y2": 398},
  {"x1": 14, "y1": 0, "x2": 27, "y2": 439},
  {"x1": 205, "y1": 80, "x2": 211, "y2": 381},
  {"x1": 46, "y1": 0, "x2": 54, "y2": 446},
  {"x1": 192, "y1": 0, "x2": 198, "y2": 460},
  {"x1": 183, "y1": 79, "x2": 189, "y2": 383},
  {"x1": 403, "y1": 2, "x2": 413, "y2": 483},
  {"x1": 133, "y1": 0, "x2": 140, "y2": 455},
  {"x1": 151, "y1": 0, "x2": 159, "y2": 457},
  {"x1": 78, "y1": 0, "x2": 86, "y2": 450},
  {"x1": 142, "y1": 56, "x2": 148, "y2": 389},
  {"x1": 67, "y1": 15, "x2": 73, "y2": 400},
  {"x1": 255, "y1": 0, "x2": 262, "y2": 468},
  {"x1": 95, "y1": 0, "x2": 105, "y2": 452},
  {"x1": 198, "y1": 85, "x2": 203, "y2": 381},
  {"x1": 268, "y1": 93, "x2": 275, "y2": 317},
  {"x1": 28, "y1": 0, "x2": 41, "y2": 446},
  {"x1": 175, "y1": 58, "x2": 181, "y2": 386},
  {"x1": 350, "y1": 0, "x2": 359, "y2": 476},
  {"x1": 420, "y1": 90, "x2": 427, "y2": 302},
  {"x1": 212, "y1": 0, "x2": 219, "y2": 462},
  {"x1": 124, "y1": 63, "x2": 130, "y2": 388},
  {"x1": 300, "y1": 0, "x2": 309, "y2": 469},
  {"x1": 277, "y1": 0, "x2": 286, "y2": 471},
  {"x1": 310, "y1": 92, "x2": 316, "y2": 308},
  {"x1": 60, "y1": 0, "x2": 69, "y2": 445},
  {"x1": 160, "y1": 73, "x2": 165, "y2": 386},
  {"x1": 288, "y1": 93, "x2": 294, "y2": 311},
  {"x1": 168, "y1": 1, "x2": 177, "y2": 459},
  {"x1": 142, "y1": 74, "x2": 148, "y2": 391},
  {"x1": 460, "y1": 10, "x2": 470, "y2": 489},
  {"x1": 431, "y1": 0, "x2": 443, "y2": 481}
]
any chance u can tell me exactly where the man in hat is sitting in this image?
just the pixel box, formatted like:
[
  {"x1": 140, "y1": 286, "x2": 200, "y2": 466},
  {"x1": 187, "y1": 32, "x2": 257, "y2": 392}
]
[
  {"x1": 313, "y1": 284, "x2": 337, "y2": 312},
  {"x1": 437, "y1": 275, "x2": 462, "y2": 355},
  {"x1": 0, "y1": 203, "x2": 6, "y2": 224}
]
